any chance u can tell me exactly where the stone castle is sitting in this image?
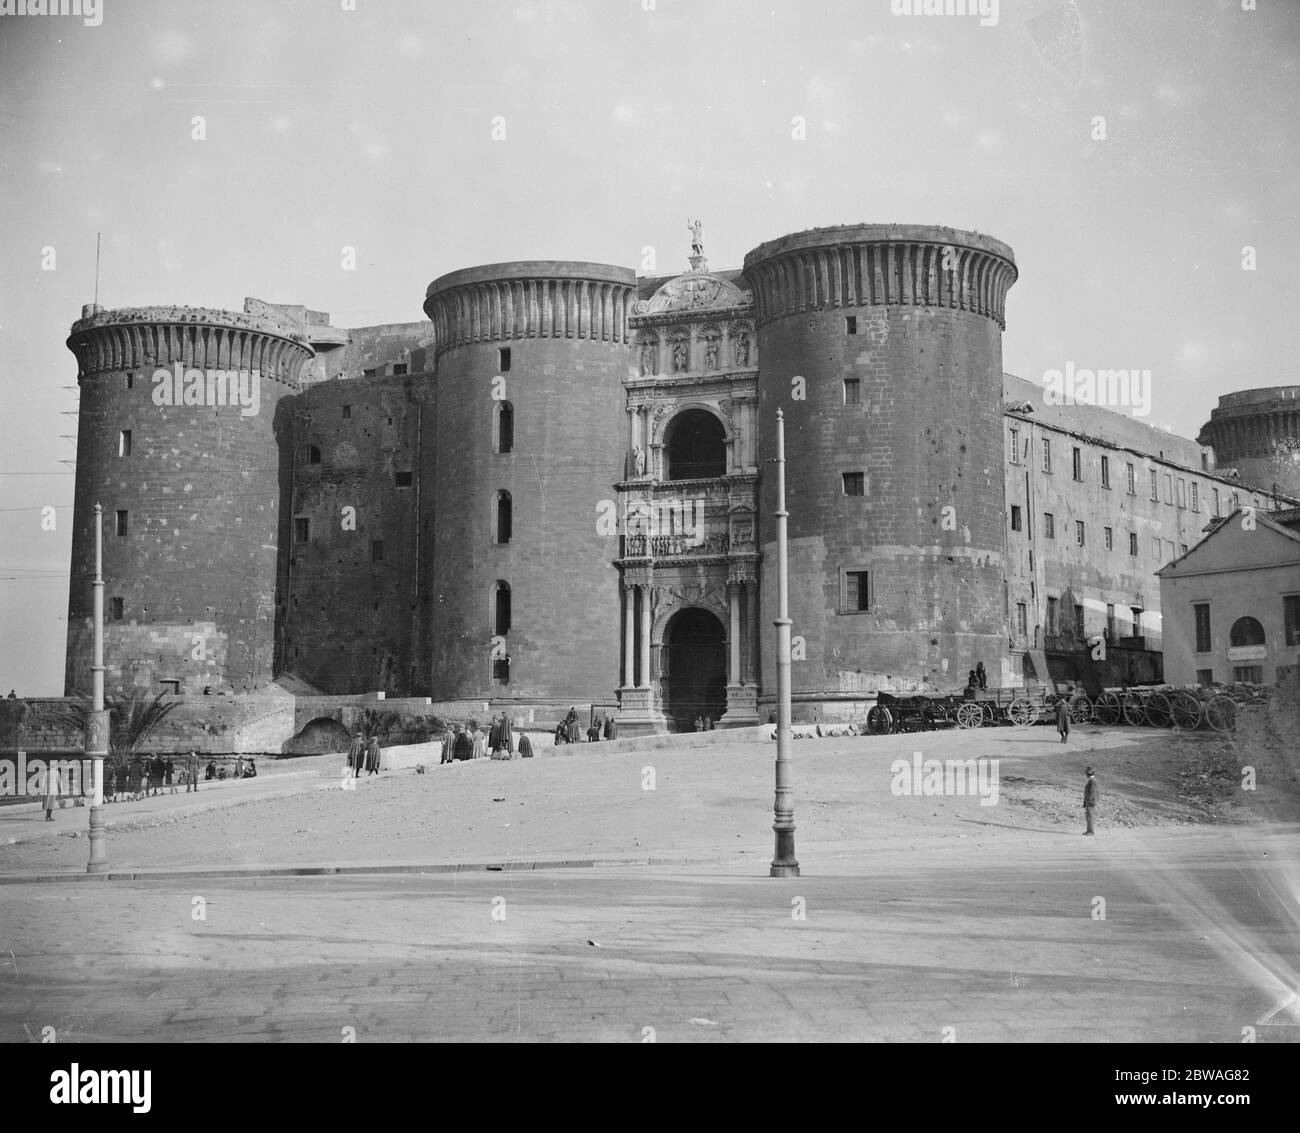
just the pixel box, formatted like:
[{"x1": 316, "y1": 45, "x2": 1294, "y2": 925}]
[{"x1": 62, "y1": 223, "x2": 1300, "y2": 732}]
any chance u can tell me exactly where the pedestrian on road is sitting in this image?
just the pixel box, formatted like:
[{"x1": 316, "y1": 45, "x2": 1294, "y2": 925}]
[
  {"x1": 472, "y1": 725, "x2": 486, "y2": 760},
  {"x1": 1055, "y1": 698, "x2": 1070, "y2": 743},
  {"x1": 186, "y1": 751, "x2": 199, "y2": 793},
  {"x1": 440, "y1": 723, "x2": 455, "y2": 765},
  {"x1": 164, "y1": 758, "x2": 176, "y2": 794},
  {"x1": 604, "y1": 716, "x2": 616, "y2": 741},
  {"x1": 347, "y1": 731, "x2": 365, "y2": 778},
  {"x1": 518, "y1": 733, "x2": 533, "y2": 759},
  {"x1": 42, "y1": 765, "x2": 59, "y2": 821},
  {"x1": 1083, "y1": 766, "x2": 1098, "y2": 835},
  {"x1": 365, "y1": 735, "x2": 382, "y2": 775}
]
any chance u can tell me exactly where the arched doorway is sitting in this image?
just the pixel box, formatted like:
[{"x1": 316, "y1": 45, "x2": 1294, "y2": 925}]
[
  {"x1": 665, "y1": 409, "x2": 726, "y2": 480},
  {"x1": 661, "y1": 607, "x2": 727, "y2": 731}
]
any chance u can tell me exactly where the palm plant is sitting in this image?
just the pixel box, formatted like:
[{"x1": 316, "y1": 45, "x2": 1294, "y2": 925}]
[{"x1": 48, "y1": 689, "x2": 181, "y2": 776}]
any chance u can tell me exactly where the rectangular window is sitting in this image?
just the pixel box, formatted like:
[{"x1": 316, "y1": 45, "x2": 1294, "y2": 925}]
[
  {"x1": 1044, "y1": 513, "x2": 1055, "y2": 539},
  {"x1": 118, "y1": 430, "x2": 131, "y2": 457},
  {"x1": 1100, "y1": 455, "x2": 1110, "y2": 488},
  {"x1": 1230, "y1": 491, "x2": 1239, "y2": 511},
  {"x1": 1166, "y1": 539, "x2": 1176, "y2": 561},
  {"x1": 362, "y1": 368, "x2": 376, "y2": 378},
  {"x1": 1194, "y1": 603, "x2": 1211, "y2": 653},
  {"x1": 1131, "y1": 608, "x2": 1143, "y2": 639},
  {"x1": 115, "y1": 509, "x2": 128, "y2": 537},
  {"x1": 1010, "y1": 505, "x2": 1022, "y2": 532},
  {"x1": 843, "y1": 378, "x2": 861, "y2": 405},
  {"x1": 1016, "y1": 601, "x2": 1028, "y2": 637},
  {"x1": 1196, "y1": 669, "x2": 1214, "y2": 688},
  {"x1": 372, "y1": 540, "x2": 384, "y2": 562},
  {"x1": 1150, "y1": 469, "x2": 1159, "y2": 501},
  {"x1": 1179, "y1": 543, "x2": 1188, "y2": 556},
  {"x1": 109, "y1": 597, "x2": 124, "y2": 621},
  {"x1": 1164, "y1": 473, "x2": 1173, "y2": 504},
  {"x1": 1233, "y1": 665, "x2": 1264, "y2": 683},
  {"x1": 1072, "y1": 446, "x2": 1082, "y2": 481},
  {"x1": 1047, "y1": 596, "x2": 1060, "y2": 637},
  {"x1": 293, "y1": 517, "x2": 309, "y2": 544},
  {"x1": 1129, "y1": 532, "x2": 1138, "y2": 556},
  {"x1": 1212, "y1": 487, "x2": 1220, "y2": 517},
  {"x1": 492, "y1": 657, "x2": 510, "y2": 683},
  {"x1": 1126, "y1": 462, "x2": 1136, "y2": 495},
  {"x1": 342, "y1": 405, "x2": 351, "y2": 418},
  {"x1": 1106, "y1": 603, "x2": 1117, "y2": 640},
  {"x1": 842, "y1": 569, "x2": 870, "y2": 613},
  {"x1": 1152, "y1": 538, "x2": 1162, "y2": 559},
  {"x1": 1008, "y1": 427, "x2": 1020, "y2": 465},
  {"x1": 1104, "y1": 526, "x2": 1113, "y2": 550},
  {"x1": 395, "y1": 471, "x2": 413, "y2": 488},
  {"x1": 1042, "y1": 438, "x2": 1052, "y2": 473},
  {"x1": 1191, "y1": 482, "x2": 1200, "y2": 512},
  {"x1": 498, "y1": 347, "x2": 511, "y2": 372},
  {"x1": 125, "y1": 373, "x2": 134, "y2": 390},
  {"x1": 842, "y1": 472, "x2": 865, "y2": 496},
  {"x1": 1285, "y1": 595, "x2": 1300, "y2": 646},
  {"x1": 1075, "y1": 520, "x2": 1085, "y2": 546},
  {"x1": 1177, "y1": 478, "x2": 1187, "y2": 508},
  {"x1": 392, "y1": 363, "x2": 408, "y2": 376},
  {"x1": 845, "y1": 315, "x2": 858, "y2": 335},
  {"x1": 1074, "y1": 604, "x2": 1085, "y2": 639}
]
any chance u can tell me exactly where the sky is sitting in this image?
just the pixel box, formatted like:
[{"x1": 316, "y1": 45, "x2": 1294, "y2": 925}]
[{"x1": 0, "y1": 0, "x2": 1297, "y2": 695}]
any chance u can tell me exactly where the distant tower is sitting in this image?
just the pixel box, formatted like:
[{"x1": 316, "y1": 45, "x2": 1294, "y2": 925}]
[
  {"x1": 743, "y1": 224, "x2": 1018, "y2": 700},
  {"x1": 423, "y1": 262, "x2": 637, "y2": 702},
  {"x1": 64, "y1": 304, "x2": 314, "y2": 696},
  {"x1": 1198, "y1": 386, "x2": 1300, "y2": 499}
]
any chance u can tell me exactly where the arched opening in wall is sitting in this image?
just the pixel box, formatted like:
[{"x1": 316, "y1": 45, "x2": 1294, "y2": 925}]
[
  {"x1": 300, "y1": 444, "x2": 321, "y2": 466},
  {"x1": 664, "y1": 409, "x2": 726, "y2": 481},
  {"x1": 1229, "y1": 616, "x2": 1265, "y2": 647},
  {"x1": 282, "y1": 716, "x2": 351, "y2": 755},
  {"x1": 494, "y1": 490, "x2": 512, "y2": 544},
  {"x1": 660, "y1": 607, "x2": 727, "y2": 732},
  {"x1": 493, "y1": 580, "x2": 511, "y2": 636},
  {"x1": 496, "y1": 401, "x2": 514, "y2": 454}
]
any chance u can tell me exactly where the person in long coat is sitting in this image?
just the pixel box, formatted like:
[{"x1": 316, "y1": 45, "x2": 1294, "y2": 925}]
[
  {"x1": 565, "y1": 708, "x2": 580, "y2": 744},
  {"x1": 347, "y1": 731, "x2": 365, "y2": 778},
  {"x1": 1055, "y1": 698, "x2": 1071, "y2": 743},
  {"x1": 604, "y1": 716, "x2": 616, "y2": 741},
  {"x1": 453, "y1": 728, "x2": 473, "y2": 762},
  {"x1": 518, "y1": 733, "x2": 534, "y2": 759},
  {"x1": 472, "y1": 725, "x2": 487, "y2": 760},
  {"x1": 365, "y1": 735, "x2": 382, "y2": 774},
  {"x1": 499, "y1": 714, "x2": 513, "y2": 756},
  {"x1": 487, "y1": 717, "x2": 501, "y2": 754},
  {"x1": 440, "y1": 723, "x2": 455, "y2": 765}
]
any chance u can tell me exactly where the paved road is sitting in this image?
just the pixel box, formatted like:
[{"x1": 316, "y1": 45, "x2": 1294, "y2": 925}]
[{"x1": 3, "y1": 832, "x2": 1296, "y2": 1042}]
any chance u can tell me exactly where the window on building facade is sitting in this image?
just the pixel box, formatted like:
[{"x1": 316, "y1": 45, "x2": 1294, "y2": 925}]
[
  {"x1": 1194, "y1": 603, "x2": 1211, "y2": 653},
  {"x1": 1106, "y1": 603, "x2": 1117, "y2": 640},
  {"x1": 842, "y1": 472, "x2": 865, "y2": 496},
  {"x1": 1179, "y1": 543, "x2": 1188, "y2": 556},
  {"x1": 1126, "y1": 462, "x2": 1135, "y2": 495},
  {"x1": 362, "y1": 368, "x2": 375, "y2": 378},
  {"x1": 293, "y1": 517, "x2": 309, "y2": 543},
  {"x1": 1008, "y1": 427, "x2": 1020, "y2": 464},
  {"x1": 1131, "y1": 607, "x2": 1143, "y2": 639},
  {"x1": 1104, "y1": 526, "x2": 1113, "y2": 550},
  {"x1": 1152, "y1": 537, "x2": 1162, "y2": 559},
  {"x1": 845, "y1": 315, "x2": 858, "y2": 334},
  {"x1": 1177, "y1": 478, "x2": 1187, "y2": 508},
  {"x1": 115, "y1": 509, "x2": 128, "y2": 537},
  {"x1": 1100, "y1": 455, "x2": 1110, "y2": 488},
  {"x1": 492, "y1": 657, "x2": 510, "y2": 683},
  {"x1": 1212, "y1": 487, "x2": 1220, "y2": 516},
  {"x1": 1196, "y1": 669, "x2": 1214, "y2": 687},
  {"x1": 1191, "y1": 482, "x2": 1199, "y2": 512},
  {"x1": 1075, "y1": 520, "x2": 1085, "y2": 546},
  {"x1": 1164, "y1": 473, "x2": 1173, "y2": 504},
  {"x1": 395, "y1": 471, "x2": 413, "y2": 487},
  {"x1": 1229, "y1": 616, "x2": 1265, "y2": 647},
  {"x1": 1047, "y1": 596, "x2": 1060, "y2": 637},
  {"x1": 843, "y1": 378, "x2": 861, "y2": 405},
  {"x1": 1042, "y1": 438, "x2": 1052, "y2": 473},
  {"x1": 1129, "y1": 532, "x2": 1138, "y2": 556},
  {"x1": 342, "y1": 404, "x2": 351, "y2": 418},
  {"x1": 371, "y1": 540, "x2": 384, "y2": 562},
  {"x1": 494, "y1": 580, "x2": 511, "y2": 636},
  {"x1": 1016, "y1": 602, "x2": 1028, "y2": 637},
  {"x1": 1150, "y1": 469, "x2": 1159, "y2": 500},
  {"x1": 1165, "y1": 540, "x2": 1175, "y2": 561},
  {"x1": 497, "y1": 401, "x2": 514, "y2": 454},
  {"x1": 1233, "y1": 665, "x2": 1264, "y2": 683},
  {"x1": 842, "y1": 569, "x2": 870, "y2": 613},
  {"x1": 498, "y1": 347, "x2": 511, "y2": 373},
  {"x1": 118, "y1": 430, "x2": 131, "y2": 457},
  {"x1": 1010, "y1": 505, "x2": 1022, "y2": 532},
  {"x1": 125, "y1": 373, "x2": 134, "y2": 390},
  {"x1": 1230, "y1": 491, "x2": 1239, "y2": 512},
  {"x1": 1074, "y1": 604, "x2": 1085, "y2": 639},
  {"x1": 1286, "y1": 595, "x2": 1300, "y2": 647},
  {"x1": 495, "y1": 490, "x2": 512, "y2": 543},
  {"x1": 1072, "y1": 447, "x2": 1082, "y2": 481},
  {"x1": 109, "y1": 597, "x2": 124, "y2": 621},
  {"x1": 1044, "y1": 512, "x2": 1055, "y2": 539}
]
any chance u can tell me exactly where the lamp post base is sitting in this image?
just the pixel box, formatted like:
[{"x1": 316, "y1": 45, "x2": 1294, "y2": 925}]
[
  {"x1": 770, "y1": 824, "x2": 799, "y2": 877},
  {"x1": 86, "y1": 805, "x2": 109, "y2": 873}
]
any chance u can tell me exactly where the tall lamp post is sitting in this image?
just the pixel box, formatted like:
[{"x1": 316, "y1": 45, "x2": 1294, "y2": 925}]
[
  {"x1": 86, "y1": 503, "x2": 109, "y2": 873},
  {"x1": 770, "y1": 410, "x2": 799, "y2": 877}
]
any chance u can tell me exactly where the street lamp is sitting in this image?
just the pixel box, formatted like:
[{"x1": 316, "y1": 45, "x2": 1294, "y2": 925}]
[
  {"x1": 86, "y1": 503, "x2": 109, "y2": 873},
  {"x1": 770, "y1": 410, "x2": 799, "y2": 877}
]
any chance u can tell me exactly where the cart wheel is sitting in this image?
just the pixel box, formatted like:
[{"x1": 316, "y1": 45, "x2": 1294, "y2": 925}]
[
  {"x1": 1170, "y1": 690, "x2": 1203, "y2": 731},
  {"x1": 1144, "y1": 692, "x2": 1172, "y2": 728},
  {"x1": 956, "y1": 702, "x2": 983, "y2": 729},
  {"x1": 866, "y1": 706, "x2": 892, "y2": 735},
  {"x1": 1093, "y1": 691, "x2": 1121, "y2": 725},
  {"x1": 1206, "y1": 694, "x2": 1237, "y2": 733},
  {"x1": 1008, "y1": 697, "x2": 1034, "y2": 727},
  {"x1": 981, "y1": 703, "x2": 997, "y2": 727},
  {"x1": 1068, "y1": 693, "x2": 1093, "y2": 724},
  {"x1": 1121, "y1": 693, "x2": 1147, "y2": 727}
]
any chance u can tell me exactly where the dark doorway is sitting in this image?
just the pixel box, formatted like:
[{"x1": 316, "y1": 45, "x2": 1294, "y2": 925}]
[
  {"x1": 665, "y1": 409, "x2": 726, "y2": 480},
  {"x1": 661, "y1": 607, "x2": 727, "y2": 731}
]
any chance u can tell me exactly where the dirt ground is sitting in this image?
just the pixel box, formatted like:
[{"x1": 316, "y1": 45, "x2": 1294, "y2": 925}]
[{"x1": 3, "y1": 710, "x2": 1295, "y2": 877}]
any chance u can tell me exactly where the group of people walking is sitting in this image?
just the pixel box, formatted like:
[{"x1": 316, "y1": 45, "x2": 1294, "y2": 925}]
[
  {"x1": 440, "y1": 714, "x2": 533, "y2": 763},
  {"x1": 556, "y1": 707, "x2": 616, "y2": 745},
  {"x1": 346, "y1": 733, "x2": 384, "y2": 777}
]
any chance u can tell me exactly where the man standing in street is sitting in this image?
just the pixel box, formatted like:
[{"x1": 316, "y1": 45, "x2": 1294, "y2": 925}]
[
  {"x1": 365, "y1": 735, "x2": 382, "y2": 776},
  {"x1": 347, "y1": 731, "x2": 365, "y2": 778},
  {"x1": 186, "y1": 750, "x2": 199, "y2": 792},
  {"x1": 1083, "y1": 766, "x2": 1098, "y2": 835},
  {"x1": 1055, "y1": 697, "x2": 1070, "y2": 743}
]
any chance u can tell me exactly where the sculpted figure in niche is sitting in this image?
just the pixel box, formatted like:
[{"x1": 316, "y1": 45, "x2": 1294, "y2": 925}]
[
  {"x1": 733, "y1": 332, "x2": 750, "y2": 367},
  {"x1": 632, "y1": 445, "x2": 646, "y2": 477},
  {"x1": 704, "y1": 339, "x2": 719, "y2": 372},
  {"x1": 672, "y1": 341, "x2": 688, "y2": 373},
  {"x1": 640, "y1": 341, "x2": 657, "y2": 377}
]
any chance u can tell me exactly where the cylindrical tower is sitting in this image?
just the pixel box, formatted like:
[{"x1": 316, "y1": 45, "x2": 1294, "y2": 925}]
[
  {"x1": 64, "y1": 304, "x2": 313, "y2": 696},
  {"x1": 744, "y1": 224, "x2": 1018, "y2": 704},
  {"x1": 1197, "y1": 386, "x2": 1300, "y2": 499},
  {"x1": 423, "y1": 261, "x2": 636, "y2": 702}
]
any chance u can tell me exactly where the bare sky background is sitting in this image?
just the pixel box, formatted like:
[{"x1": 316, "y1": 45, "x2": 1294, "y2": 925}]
[{"x1": 0, "y1": 0, "x2": 1296, "y2": 696}]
